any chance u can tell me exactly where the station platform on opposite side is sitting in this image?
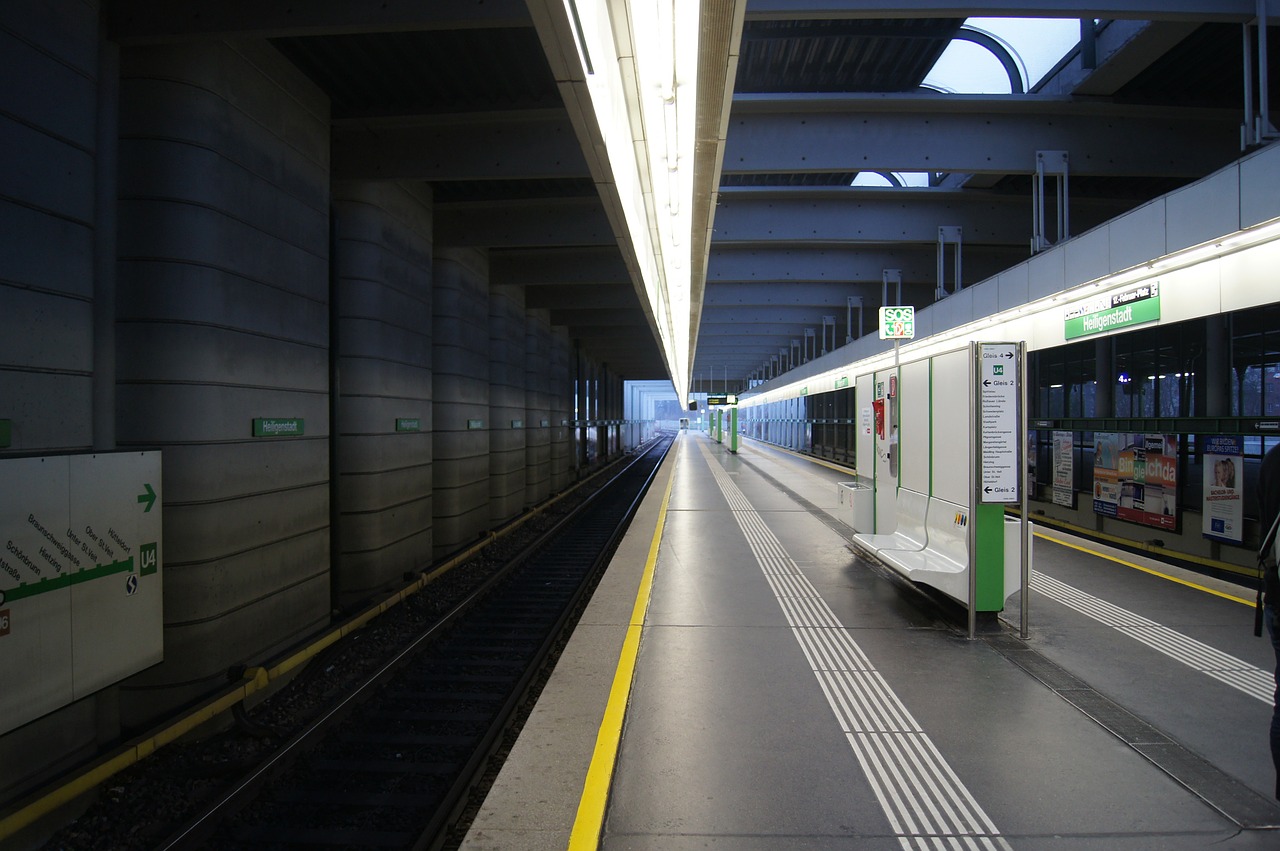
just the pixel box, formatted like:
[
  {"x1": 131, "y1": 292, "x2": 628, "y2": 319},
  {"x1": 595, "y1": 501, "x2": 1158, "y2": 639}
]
[{"x1": 461, "y1": 430, "x2": 1280, "y2": 850}]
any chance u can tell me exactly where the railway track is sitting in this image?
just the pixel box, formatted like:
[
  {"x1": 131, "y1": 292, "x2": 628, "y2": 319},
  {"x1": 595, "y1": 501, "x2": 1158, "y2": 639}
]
[{"x1": 155, "y1": 435, "x2": 672, "y2": 850}]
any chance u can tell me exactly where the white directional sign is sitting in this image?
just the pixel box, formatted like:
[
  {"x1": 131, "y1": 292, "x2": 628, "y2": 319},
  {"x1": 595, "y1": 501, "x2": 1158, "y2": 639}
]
[{"x1": 978, "y1": 343, "x2": 1020, "y2": 503}]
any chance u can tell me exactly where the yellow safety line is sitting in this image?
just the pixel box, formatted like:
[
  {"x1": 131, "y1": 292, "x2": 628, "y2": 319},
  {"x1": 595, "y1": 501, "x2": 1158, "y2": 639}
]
[
  {"x1": 1035, "y1": 531, "x2": 1255, "y2": 607},
  {"x1": 567, "y1": 454, "x2": 676, "y2": 850}
]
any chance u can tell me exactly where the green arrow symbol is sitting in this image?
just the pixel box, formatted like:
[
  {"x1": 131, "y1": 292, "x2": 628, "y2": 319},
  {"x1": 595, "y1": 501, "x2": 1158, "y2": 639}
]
[{"x1": 138, "y1": 483, "x2": 156, "y2": 513}]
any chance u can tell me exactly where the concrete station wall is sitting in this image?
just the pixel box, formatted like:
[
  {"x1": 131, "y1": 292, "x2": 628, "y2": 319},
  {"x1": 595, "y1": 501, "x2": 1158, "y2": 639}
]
[
  {"x1": 0, "y1": 4, "x2": 605, "y2": 808},
  {"x1": 432, "y1": 248, "x2": 492, "y2": 558},
  {"x1": 525, "y1": 309, "x2": 553, "y2": 508},
  {"x1": 489, "y1": 285, "x2": 528, "y2": 525},
  {"x1": 114, "y1": 40, "x2": 333, "y2": 719},
  {"x1": 332, "y1": 181, "x2": 435, "y2": 610},
  {"x1": 0, "y1": 0, "x2": 105, "y2": 801}
]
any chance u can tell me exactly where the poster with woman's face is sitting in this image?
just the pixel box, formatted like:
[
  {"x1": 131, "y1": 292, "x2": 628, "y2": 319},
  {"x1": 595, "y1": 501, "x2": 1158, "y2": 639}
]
[{"x1": 1202, "y1": 435, "x2": 1243, "y2": 543}]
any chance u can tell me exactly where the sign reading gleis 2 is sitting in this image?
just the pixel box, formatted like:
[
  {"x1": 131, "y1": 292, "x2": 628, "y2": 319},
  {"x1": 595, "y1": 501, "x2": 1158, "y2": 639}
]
[{"x1": 1064, "y1": 282, "x2": 1161, "y2": 339}]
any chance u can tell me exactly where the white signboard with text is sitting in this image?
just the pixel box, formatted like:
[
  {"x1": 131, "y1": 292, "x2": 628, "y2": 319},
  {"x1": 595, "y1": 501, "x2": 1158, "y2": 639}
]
[
  {"x1": 978, "y1": 344, "x2": 1020, "y2": 503},
  {"x1": 0, "y1": 452, "x2": 163, "y2": 735}
]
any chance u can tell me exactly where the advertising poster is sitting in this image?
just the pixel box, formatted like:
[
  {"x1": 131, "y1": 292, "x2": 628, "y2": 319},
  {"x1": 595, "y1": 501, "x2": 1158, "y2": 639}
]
[
  {"x1": 1202, "y1": 435, "x2": 1244, "y2": 543},
  {"x1": 1093, "y1": 433, "x2": 1178, "y2": 530},
  {"x1": 1052, "y1": 431, "x2": 1074, "y2": 507}
]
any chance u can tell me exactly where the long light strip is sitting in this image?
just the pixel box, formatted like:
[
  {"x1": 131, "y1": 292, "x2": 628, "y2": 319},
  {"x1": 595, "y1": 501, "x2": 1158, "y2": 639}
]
[
  {"x1": 741, "y1": 214, "x2": 1280, "y2": 408},
  {"x1": 566, "y1": 0, "x2": 700, "y2": 404}
]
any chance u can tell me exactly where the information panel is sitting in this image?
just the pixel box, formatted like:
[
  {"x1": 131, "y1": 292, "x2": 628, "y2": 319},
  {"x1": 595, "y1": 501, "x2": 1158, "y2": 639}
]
[
  {"x1": 978, "y1": 343, "x2": 1020, "y2": 503},
  {"x1": 0, "y1": 452, "x2": 163, "y2": 735}
]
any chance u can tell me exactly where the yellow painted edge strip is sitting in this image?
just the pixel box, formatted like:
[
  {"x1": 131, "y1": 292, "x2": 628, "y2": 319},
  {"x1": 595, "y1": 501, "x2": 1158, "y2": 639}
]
[
  {"x1": 567, "y1": 455, "x2": 676, "y2": 850},
  {"x1": 1035, "y1": 530, "x2": 1254, "y2": 607}
]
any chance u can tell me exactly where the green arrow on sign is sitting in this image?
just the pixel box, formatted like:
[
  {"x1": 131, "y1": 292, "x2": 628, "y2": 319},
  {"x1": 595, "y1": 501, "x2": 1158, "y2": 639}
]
[{"x1": 138, "y1": 483, "x2": 156, "y2": 513}]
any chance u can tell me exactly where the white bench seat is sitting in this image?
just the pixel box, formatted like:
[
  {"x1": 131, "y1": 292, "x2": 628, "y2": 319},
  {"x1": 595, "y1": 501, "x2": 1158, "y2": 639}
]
[
  {"x1": 876, "y1": 497, "x2": 971, "y2": 603},
  {"x1": 853, "y1": 488, "x2": 928, "y2": 553}
]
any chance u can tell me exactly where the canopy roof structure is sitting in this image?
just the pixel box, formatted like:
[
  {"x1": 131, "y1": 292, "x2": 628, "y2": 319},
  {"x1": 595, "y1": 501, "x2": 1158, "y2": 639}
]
[{"x1": 107, "y1": 1, "x2": 1279, "y2": 401}]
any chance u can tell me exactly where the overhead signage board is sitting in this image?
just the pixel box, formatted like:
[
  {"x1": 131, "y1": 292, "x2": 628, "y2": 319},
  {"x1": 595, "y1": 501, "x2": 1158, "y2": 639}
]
[
  {"x1": 978, "y1": 343, "x2": 1020, "y2": 503},
  {"x1": 705, "y1": 394, "x2": 738, "y2": 406},
  {"x1": 878, "y1": 305, "x2": 915, "y2": 339},
  {"x1": 0, "y1": 451, "x2": 163, "y2": 736},
  {"x1": 1064, "y1": 281, "x2": 1160, "y2": 340}
]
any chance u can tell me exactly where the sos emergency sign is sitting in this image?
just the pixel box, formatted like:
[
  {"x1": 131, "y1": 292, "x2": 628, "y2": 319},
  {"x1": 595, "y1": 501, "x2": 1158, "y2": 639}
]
[{"x1": 878, "y1": 306, "x2": 915, "y2": 339}]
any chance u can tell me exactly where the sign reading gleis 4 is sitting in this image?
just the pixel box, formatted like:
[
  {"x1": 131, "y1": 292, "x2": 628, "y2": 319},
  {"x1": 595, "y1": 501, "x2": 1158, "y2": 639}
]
[{"x1": 878, "y1": 305, "x2": 915, "y2": 339}]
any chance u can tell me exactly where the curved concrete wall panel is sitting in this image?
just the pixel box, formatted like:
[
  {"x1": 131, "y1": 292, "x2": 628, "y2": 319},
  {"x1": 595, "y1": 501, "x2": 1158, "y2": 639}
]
[
  {"x1": 489, "y1": 285, "x2": 527, "y2": 525},
  {"x1": 115, "y1": 40, "x2": 331, "y2": 716},
  {"x1": 525, "y1": 309, "x2": 552, "y2": 506},
  {"x1": 333, "y1": 181, "x2": 434, "y2": 608},
  {"x1": 550, "y1": 326, "x2": 574, "y2": 491},
  {"x1": 0, "y1": 1, "x2": 98, "y2": 457},
  {"x1": 433, "y1": 248, "x2": 490, "y2": 557}
]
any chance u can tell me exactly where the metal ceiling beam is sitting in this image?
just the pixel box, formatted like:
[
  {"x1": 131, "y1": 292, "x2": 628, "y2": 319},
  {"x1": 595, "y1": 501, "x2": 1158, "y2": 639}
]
[
  {"x1": 744, "y1": 1, "x2": 1275, "y2": 23},
  {"x1": 711, "y1": 188, "x2": 1133, "y2": 245},
  {"x1": 725, "y1": 95, "x2": 1238, "y2": 177},
  {"x1": 1040, "y1": 20, "x2": 1202, "y2": 97},
  {"x1": 108, "y1": 0, "x2": 531, "y2": 42},
  {"x1": 707, "y1": 245, "x2": 1023, "y2": 283},
  {"x1": 332, "y1": 111, "x2": 589, "y2": 182},
  {"x1": 435, "y1": 198, "x2": 615, "y2": 248}
]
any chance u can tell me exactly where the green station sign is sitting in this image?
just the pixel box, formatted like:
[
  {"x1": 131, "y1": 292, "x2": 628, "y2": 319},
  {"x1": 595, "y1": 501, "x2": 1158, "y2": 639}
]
[
  {"x1": 395, "y1": 418, "x2": 421, "y2": 432},
  {"x1": 253, "y1": 418, "x2": 304, "y2": 437},
  {"x1": 1064, "y1": 281, "x2": 1160, "y2": 340}
]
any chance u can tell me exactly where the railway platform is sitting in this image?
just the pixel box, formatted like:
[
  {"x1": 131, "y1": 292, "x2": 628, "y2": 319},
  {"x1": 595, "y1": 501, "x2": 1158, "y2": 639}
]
[{"x1": 460, "y1": 430, "x2": 1280, "y2": 850}]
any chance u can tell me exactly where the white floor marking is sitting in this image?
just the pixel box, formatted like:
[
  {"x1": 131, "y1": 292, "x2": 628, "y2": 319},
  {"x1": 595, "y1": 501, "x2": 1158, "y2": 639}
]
[
  {"x1": 697, "y1": 441, "x2": 1012, "y2": 851},
  {"x1": 1031, "y1": 570, "x2": 1273, "y2": 704}
]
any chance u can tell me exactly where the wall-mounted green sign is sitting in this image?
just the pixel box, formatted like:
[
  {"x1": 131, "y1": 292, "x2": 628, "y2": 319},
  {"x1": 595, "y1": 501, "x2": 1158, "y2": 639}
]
[
  {"x1": 0, "y1": 420, "x2": 10, "y2": 449},
  {"x1": 800, "y1": 386, "x2": 809, "y2": 396},
  {"x1": 253, "y1": 418, "x2": 304, "y2": 437},
  {"x1": 1064, "y1": 281, "x2": 1160, "y2": 340},
  {"x1": 467, "y1": 419, "x2": 484, "y2": 430},
  {"x1": 395, "y1": 418, "x2": 421, "y2": 432},
  {"x1": 511, "y1": 419, "x2": 524, "y2": 428},
  {"x1": 835, "y1": 376, "x2": 849, "y2": 390},
  {"x1": 541, "y1": 419, "x2": 550, "y2": 428}
]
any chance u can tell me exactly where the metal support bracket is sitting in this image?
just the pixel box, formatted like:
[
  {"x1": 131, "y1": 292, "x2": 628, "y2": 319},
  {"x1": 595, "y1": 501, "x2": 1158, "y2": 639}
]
[
  {"x1": 1032, "y1": 150, "x2": 1069, "y2": 254},
  {"x1": 936, "y1": 226, "x2": 963, "y2": 300}
]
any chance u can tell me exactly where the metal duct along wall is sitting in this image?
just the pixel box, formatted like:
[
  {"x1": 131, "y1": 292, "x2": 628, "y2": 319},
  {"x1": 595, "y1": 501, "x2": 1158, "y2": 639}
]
[
  {"x1": 0, "y1": 0, "x2": 102, "y2": 801},
  {"x1": 549, "y1": 326, "x2": 574, "y2": 492},
  {"x1": 115, "y1": 41, "x2": 332, "y2": 717},
  {"x1": 332, "y1": 181, "x2": 434, "y2": 610},
  {"x1": 488, "y1": 285, "x2": 527, "y2": 526},
  {"x1": 432, "y1": 248, "x2": 491, "y2": 558},
  {"x1": 524, "y1": 309, "x2": 553, "y2": 508}
]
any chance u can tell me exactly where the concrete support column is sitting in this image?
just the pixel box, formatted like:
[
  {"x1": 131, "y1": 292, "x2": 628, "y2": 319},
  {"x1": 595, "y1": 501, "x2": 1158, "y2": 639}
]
[
  {"x1": 550, "y1": 326, "x2": 573, "y2": 491},
  {"x1": 489, "y1": 284, "x2": 527, "y2": 524},
  {"x1": 1203, "y1": 315, "x2": 1230, "y2": 416},
  {"x1": 116, "y1": 41, "x2": 332, "y2": 719},
  {"x1": 331, "y1": 181, "x2": 434, "y2": 609},
  {"x1": 1094, "y1": 337, "x2": 1114, "y2": 418},
  {"x1": 525, "y1": 309, "x2": 552, "y2": 506},
  {"x1": 0, "y1": 0, "x2": 105, "y2": 802},
  {"x1": 432, "y1": 248, "x2": 490, "y2": 557}
]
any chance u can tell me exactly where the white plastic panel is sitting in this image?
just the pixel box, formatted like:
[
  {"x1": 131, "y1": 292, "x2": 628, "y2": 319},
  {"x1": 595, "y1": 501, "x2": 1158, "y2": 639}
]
[
  {"x1": 898, "y1": 357, "x2": 930, "y2": 494},
  {"x1": 1064, "y1": 227, "x2": 1110, "y2": 286},
  {"x1": 996, "y1": 263, "x2": 1030, "y2": 312},
  {"x1": 930, "y1": 348, "x2": 971, "y2": 505},
  {"x1": 1027, "y1": 248, "x2": 1066, "y2": 300},
  {"x1": 0, "y1": 452, "x2": 163, "y2": 735},
  {"x1": 1220, "y1": 240, "x2": 1280, "y2": 312},
  {"x1": 1166, "y1": 168, "x2": 1240, "y2": 254},
  {"x1": 1108, "y1": 198, "x2": 1166, "y2": 273},
  {"x1": 1240, "y1": 144, "x2": 1280, "y2": 228}
]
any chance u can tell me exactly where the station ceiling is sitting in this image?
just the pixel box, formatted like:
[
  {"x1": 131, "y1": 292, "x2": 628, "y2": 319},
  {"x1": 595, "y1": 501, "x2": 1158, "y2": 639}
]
[{"x1": 107, "y1": 1, "x2": 1277, "y2": 392}]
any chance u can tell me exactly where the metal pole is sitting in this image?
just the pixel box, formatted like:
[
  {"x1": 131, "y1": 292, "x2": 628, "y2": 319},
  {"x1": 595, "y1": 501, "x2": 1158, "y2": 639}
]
[
  {"x1": 1261, "y1": 0, "x2": 1271, "y2": 142},
  {"x1": 1245, "y1": 21, "x2": 1257, "y2": 148},
  {"x1": 1019, "y1": 341, "x2": 1030, "y2": 640},
  {"x1": 968, "y1": 342, "x2": 978, "y2": 639}
]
